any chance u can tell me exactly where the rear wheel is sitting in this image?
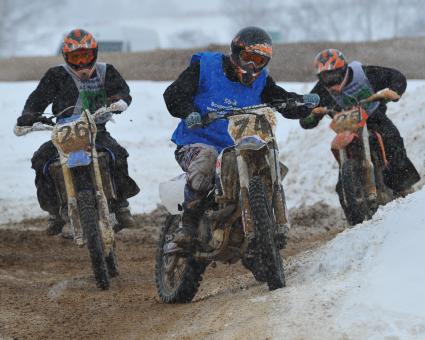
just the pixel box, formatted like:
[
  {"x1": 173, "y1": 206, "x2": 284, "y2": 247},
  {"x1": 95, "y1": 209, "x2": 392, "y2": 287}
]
[
  {"x1": 248, "y1": 176, "x2": 285, "y2": 290},
  {"x1": 340, "y1": 160, "x2": 369, "y2": 225},
  {"x1": 78, "y1": 190, "x2": 110, "y2": 290},
  {"x1": 155, "y1": 215, "x2": 207, "y2": 303}
]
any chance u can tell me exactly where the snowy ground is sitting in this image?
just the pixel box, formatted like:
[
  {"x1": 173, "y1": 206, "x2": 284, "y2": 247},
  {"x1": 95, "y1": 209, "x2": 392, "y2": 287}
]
[
  {"x1": 256, "y1": 188, "x2": 425, "y2": 339},
  {"x1": 1, "y1": 80, "x2": 425, "y2": 339},
  {"x1": 1, "y1": 80, "x2": 425, "y2": 223}
]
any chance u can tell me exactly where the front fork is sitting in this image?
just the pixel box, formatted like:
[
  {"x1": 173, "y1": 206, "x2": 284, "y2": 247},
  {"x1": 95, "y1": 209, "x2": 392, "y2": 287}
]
[
  {"x1": 60, "y1": 148, "x2": 115, "y2": 251},
  {"x1": 236, "y1": 147, "x2": 289, "y2": 239},
  {"x1": 236, "y1": 150, "x2": 254, "y2": 240},
  {"x1": 267, "y1": 148, "x2": 289, "y2": 229},
  {"x1": 339, "y1": 128, "x2": 377, "y2": 203},
  {"x1": 361, "y1": 127, "x2": 377, "y2": 202}
]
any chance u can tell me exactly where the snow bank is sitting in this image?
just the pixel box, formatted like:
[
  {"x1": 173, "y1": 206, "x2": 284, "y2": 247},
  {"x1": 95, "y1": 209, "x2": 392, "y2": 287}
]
[
  {"x1": 1, "y1": 80, "x2": 424, "y2": 223},
  {"x1": 257, "y1": 189, "x2": 425, "y2": 339}
]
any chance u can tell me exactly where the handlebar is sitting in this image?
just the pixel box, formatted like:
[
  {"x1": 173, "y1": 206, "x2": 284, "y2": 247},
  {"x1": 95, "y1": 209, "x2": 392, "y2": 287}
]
[
  {"x1": 200, "y1": 100, "x2": 306, "y2": 127},
  {"x1": 312, "y1": 88, "x2": 401, "y2": 118},
  {"x1": 14, "y1": 106, "x2": 116, "y2": 137}
]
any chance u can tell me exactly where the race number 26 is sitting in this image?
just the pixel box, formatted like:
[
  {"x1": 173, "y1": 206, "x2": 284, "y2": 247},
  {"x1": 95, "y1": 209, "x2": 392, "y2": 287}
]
[{"x1": 59, "y1": 121, "x2": 89, "y2": 143}]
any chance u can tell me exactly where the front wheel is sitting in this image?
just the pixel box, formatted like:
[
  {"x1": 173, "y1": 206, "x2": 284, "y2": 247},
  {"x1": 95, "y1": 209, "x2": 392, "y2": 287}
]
[
  {"x1": 155, "y1": 215, "x2": 207, "y2": 303},
  {"x1": 78, "y1": 190, "x2": 110, "y2": 290},
  {"x1": 340, "y1": 160, "x2": 369, "y2": 226},
  {"x1": 248, "y1": 176, "x2": 285, "y2": 290},
  {"x1": 105, "y1": 243, "x2": 119, "y2": 278}
]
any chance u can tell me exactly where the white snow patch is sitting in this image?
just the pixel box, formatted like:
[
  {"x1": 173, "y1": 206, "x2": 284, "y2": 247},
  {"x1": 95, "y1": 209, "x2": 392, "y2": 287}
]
[
  {"x1": 255, "y1": 189, "x2": 425, "y2": 339},
  {"x1": 0, "y1": 80, "x2": 424, "y2": 223}
]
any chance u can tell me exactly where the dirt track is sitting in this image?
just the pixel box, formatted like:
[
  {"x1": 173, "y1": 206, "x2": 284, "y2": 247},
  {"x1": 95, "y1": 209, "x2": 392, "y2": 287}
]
[{"x1": 0, "y1": 203, "x2": 344, "y2": 339}]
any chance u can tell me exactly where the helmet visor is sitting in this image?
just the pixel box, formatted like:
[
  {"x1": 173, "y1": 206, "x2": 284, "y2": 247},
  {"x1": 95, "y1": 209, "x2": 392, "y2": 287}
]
[
  {"x1": 318, "y1": 67, "x2": 347, "y2": 87},
  {"x1": 66, "y1": 49, "x2": 96, "y2": 67},
  {"x1": 239, "y1": 50, "x2": 270, "y2": 69}
]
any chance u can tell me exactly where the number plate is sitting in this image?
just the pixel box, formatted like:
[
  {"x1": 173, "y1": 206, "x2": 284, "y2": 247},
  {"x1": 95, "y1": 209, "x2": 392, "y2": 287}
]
[
  {"x1": 52, "y1": 114, "x2": 93, "y2": 154},
  {"x1": 330, "y1": 108, "x2": 362, "y2": 133},
  {"x1": 227, "y1": 107, "x2": 277, "y2": 144}
]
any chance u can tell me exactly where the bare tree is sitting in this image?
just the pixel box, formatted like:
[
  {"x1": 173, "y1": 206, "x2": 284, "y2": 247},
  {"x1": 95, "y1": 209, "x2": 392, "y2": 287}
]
[
  {"x1": 0, "y1": 0, "x2": 11, "y2": 57},
  {"x1": 221, "y1": 0, "x2": 285, "y2": 31}
]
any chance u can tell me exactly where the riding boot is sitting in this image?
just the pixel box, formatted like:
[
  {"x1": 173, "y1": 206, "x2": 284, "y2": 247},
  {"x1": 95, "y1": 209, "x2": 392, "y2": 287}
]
[
  {"x1": 173, "y1": 208, "x2": 202, "y2": 247},
  {"x1": 46, "y1": 213, "x2": 66, "y2": 236},
  {"x1": 114, "y1": 206, "x2": 137, "y2": 232}
]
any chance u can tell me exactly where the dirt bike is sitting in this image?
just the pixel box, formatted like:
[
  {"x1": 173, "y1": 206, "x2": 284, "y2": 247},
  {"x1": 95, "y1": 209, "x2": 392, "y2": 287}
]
[
  {"x1": 313, "y1": 88, "x2": 400, "y2": 225},
  {"x1": 14, "y1": 106, "x2": 119, "y2": 289},
  {"x1": 155, "y1": 101, "x2": 312, "y2": 303}
]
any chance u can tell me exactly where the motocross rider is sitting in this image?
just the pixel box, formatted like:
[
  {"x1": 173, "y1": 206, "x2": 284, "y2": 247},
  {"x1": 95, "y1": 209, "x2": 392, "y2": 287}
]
[
  {"x1": 300, "y1": 48, "x2": 420, "y2": 216},
  {"x1": 16, "y1": 29, "x2": 140, "y2": 235},
  {"x1": 163, "y1": 26, "x2": 319, "y2": 247}
]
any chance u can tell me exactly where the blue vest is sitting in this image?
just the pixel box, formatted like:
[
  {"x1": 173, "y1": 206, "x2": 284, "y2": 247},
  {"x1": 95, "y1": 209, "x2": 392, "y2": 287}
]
[
  {"x1": 171, "y1": 52, "x2": 267, "y2": 153},
  {"x1": 330, "y1": 61, "x2": 379, "y2": 115}
]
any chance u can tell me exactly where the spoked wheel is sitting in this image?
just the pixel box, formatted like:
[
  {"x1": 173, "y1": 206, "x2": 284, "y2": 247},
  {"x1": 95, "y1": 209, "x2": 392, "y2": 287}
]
[
  {"x1": 242, "y1": 248, "x2": 267, "y2": 283},
  {"x1": 340, "y1": 160, "x2": 369, "y2": 226},
  {"x1": 78, "y1": 189, "x2": 110, "y2": 290},
  {"x1": 248, "y1": 176, "x2": 285, "y2": 290},
  {"x1": 155, "y1": 215, "x2": 206, "y2": 303},
  {"x1": 105, "y1": 242, "x2": 119, "y2": 278}
]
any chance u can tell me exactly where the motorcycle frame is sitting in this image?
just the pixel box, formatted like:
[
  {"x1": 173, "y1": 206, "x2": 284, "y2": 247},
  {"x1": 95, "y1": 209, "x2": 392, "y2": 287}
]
[
  {"x1": 194, "y1": 135, "x2": 288, "y2": 262},
  {"x1": 51, "y1": 110, "x2": 115, "y2": 250},
  {"x1": 331, "y1": 107, "x2": 381, "y2": 204}
]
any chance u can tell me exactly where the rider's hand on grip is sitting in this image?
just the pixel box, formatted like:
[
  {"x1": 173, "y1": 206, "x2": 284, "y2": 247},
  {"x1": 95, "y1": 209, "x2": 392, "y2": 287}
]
[
  {"x1": 17, "y1": 114, "x2": 38, "y2": 127},
  {"x1": 108, "y1": 99, "x2": 128, "y2": 113},
  {"x1": 311, "y1": 107, "x2": 328, "y2": 118},
  {"x1": 302, "y1": 93, "x2": 320, "y2": 108},
  {"x1": 376, "y1": 88, "x2": 401, "y2": 102},
  {"x1": 185, "y1": 112, "x2": 202, "y2": 129},
  {"x1": 93, "y1": 107, "x2": 113, "y2": 124},
  {"x1": 285, "y1": 98, "x2": 298, "y2": 111}
]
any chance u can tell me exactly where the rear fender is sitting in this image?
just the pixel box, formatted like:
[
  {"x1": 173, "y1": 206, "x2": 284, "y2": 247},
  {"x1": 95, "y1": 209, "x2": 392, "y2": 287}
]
[
  {"x1": 159, "y1": 174, "x2": 186, "y2": 215},
  {"x1": 331, "y1": 131, "x2": 359, "y2": 151}
]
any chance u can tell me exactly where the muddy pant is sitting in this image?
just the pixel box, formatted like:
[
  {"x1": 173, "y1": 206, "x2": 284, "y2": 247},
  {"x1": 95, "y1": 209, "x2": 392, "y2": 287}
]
[
  {"x1": 31, "y1": 130, "x2": 140, "y2": 215},
  {"x1": 336, "y1": 114, "x2": 420, "y2": 208},
  {"x1": 175, "y1": 143, "x2": 219, "y2": 208}
]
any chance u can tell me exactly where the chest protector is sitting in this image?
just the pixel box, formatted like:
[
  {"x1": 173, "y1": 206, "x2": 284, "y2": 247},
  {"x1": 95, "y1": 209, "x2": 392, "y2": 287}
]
[
  {"x1": 171, "y1": 52, "x2": 267, "y2": 153},
  {"x1": 329, "y1": 61, "x2": 379, "y2": 115},
  {"x1": 62, "y1": 63, "x2": 107, "y2": 116}
]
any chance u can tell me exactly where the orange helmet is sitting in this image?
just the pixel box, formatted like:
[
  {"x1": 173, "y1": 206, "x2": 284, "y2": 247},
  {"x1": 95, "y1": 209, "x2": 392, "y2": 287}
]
[
  {"x1": 62, "y1": 29, "x2": 98, "y2": 79},
  {"x1": 314, "y1": 49, "x2": 348, "y2": 88},
  {"x1": 314, "y1": 49, "x2": 346, "y2": 74},
  {"x1": 230, "y1": 26, "x2": 273, "y2": 85}
]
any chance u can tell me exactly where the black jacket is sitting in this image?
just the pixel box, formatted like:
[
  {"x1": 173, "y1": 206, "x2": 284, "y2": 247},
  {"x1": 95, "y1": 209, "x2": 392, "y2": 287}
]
[
  {"x1": 300, "y1": 65, "x2": 407, "y2": 129},
  {"x1": 18, "y1": 63, "x2": 131, "y2": 125},
  {"x1": 163, "y1": 54, "x2": 310, "y2": 119}
]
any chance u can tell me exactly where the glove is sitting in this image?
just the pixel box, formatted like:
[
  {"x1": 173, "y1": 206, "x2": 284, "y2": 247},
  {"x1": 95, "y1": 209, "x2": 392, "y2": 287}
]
[
  {"x1": 108, "y1": 99, "x2": 128, "y2": 113},
  {"x1": 185, "y1": 112, "x2": 202, "y2": 129},
  {"x1": 285, "y1": 98, "x2": 298, "y2": 111},
  {"x1": 93, "y1": 107, "x2": 113, "y2": 124},
  {"x1": 375, "y1": 88, "x2": 400, "y2": 102},
  {"x1": 302, "y1": 93, "x2": 320, "y2": 108},
  {"x1": 311, "y1": 107, "x2": 328, "y2": 118},
  {"x1": 17, "y1": 114, "x2": 38, "y2": 127}
]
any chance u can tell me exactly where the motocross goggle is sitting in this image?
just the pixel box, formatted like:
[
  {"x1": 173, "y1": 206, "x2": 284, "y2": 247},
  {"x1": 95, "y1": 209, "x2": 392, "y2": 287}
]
[
  {"x1": 239, "y1": 50, "x2": 270, "y2": 70},
  {"x1": 65, "y1": 49, "x2": 96, "y2": 69},
  {"x1": 318, "y1": 66, "x2": 348, "y2": 87}
]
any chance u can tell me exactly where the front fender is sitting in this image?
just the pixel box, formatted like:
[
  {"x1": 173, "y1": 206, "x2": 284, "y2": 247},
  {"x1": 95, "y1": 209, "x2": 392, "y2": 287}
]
[
  {"x1": 331, "y1": 131, "x2": 359, "y2": 151},
  {"x1": 235, "y1": 135, "x2": 268, "y2": 151}
]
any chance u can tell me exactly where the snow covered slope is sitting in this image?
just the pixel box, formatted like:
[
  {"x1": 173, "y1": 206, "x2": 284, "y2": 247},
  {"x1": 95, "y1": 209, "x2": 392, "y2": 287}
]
[
  {"x1": 1, "y1": 81, "x2": 424, "y2": 223},
  {"x1": 258, "y1": 187, "x2": 425, "y2": 339}
]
